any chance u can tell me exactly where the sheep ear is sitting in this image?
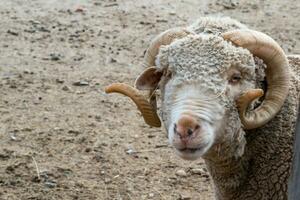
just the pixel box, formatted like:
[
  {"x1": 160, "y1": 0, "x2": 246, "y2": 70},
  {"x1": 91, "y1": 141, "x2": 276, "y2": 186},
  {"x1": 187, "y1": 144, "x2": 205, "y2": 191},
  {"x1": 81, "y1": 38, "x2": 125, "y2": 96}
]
[{"x1": 135, "y1": 67, "x2": 163, "y2": 90}]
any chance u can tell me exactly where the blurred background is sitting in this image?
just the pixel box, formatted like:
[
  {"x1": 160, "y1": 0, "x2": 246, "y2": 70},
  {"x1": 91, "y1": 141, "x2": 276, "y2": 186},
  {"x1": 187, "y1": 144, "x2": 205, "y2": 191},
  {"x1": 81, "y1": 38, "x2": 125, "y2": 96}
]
[{"x1": 0, "y1": 0, "x2": 299, "y2": 199}]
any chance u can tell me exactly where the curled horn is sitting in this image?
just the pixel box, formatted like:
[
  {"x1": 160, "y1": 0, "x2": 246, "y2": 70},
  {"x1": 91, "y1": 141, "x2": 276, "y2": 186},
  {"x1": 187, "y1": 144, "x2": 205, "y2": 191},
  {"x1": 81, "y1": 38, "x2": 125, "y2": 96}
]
[
  {"x1": 142, "y1": 28, "x2": 192, "y2": 121},
  {"x1": 105, "y1": 28, "x2": 191, "y2": 127},
  {"x1": 222, "y1": 30, "x2": 290, "y2": 129},
  {"x1": 105, "y1": 83, "x2": 161, "y2": 127}
]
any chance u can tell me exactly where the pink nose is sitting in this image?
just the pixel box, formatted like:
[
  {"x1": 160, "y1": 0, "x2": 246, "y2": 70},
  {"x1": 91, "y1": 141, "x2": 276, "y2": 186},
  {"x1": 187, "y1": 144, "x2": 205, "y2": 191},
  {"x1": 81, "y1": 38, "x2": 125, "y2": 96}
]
[{"x1": 174, "y1": 114, "x2": 200, "y2": 144}]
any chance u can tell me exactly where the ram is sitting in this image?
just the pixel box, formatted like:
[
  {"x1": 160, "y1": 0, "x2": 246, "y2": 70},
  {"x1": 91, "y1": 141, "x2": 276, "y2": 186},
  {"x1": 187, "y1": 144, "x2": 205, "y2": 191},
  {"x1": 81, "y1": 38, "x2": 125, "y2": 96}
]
[{"x1": 105, "y1": 17, "x2": 300, "y2": 200}]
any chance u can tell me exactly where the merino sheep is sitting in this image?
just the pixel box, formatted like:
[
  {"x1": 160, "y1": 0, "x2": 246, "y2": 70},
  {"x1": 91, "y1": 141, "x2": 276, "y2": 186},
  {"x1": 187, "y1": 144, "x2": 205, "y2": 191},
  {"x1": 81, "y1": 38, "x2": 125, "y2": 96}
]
[{"x1": 105, "y1": 17, "x2": 300, "y2": 200}]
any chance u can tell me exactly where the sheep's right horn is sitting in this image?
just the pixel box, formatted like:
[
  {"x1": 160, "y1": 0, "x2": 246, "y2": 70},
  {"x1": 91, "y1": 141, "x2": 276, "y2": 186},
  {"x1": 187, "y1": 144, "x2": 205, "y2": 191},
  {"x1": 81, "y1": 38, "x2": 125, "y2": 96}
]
[
  {"x1": 105, "y1": 83, "x2": 161, "y2": 127},
  {"x1": 222, "y1": 30, "x2": 290, "y2": 129},
  {"x1": 143, "y1": 28, "x2": 191, "y2": 68},
  {"x1": 142, "y1": 28, "x2": 191, "y2": 115}
]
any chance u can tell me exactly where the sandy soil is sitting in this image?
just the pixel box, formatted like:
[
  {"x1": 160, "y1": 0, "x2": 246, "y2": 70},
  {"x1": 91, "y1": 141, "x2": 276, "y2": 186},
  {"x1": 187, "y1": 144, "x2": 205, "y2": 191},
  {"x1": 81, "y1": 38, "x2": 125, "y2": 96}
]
[{"x1": 0, "y1": 0, "x2": 299, "y2": 199}]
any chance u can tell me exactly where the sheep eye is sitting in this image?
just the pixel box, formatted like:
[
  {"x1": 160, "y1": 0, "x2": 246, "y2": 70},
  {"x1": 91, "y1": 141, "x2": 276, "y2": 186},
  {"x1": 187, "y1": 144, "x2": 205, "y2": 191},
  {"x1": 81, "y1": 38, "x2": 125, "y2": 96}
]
[{"x1": 229, "y1": 73, "x2": 242, "y2": 84}]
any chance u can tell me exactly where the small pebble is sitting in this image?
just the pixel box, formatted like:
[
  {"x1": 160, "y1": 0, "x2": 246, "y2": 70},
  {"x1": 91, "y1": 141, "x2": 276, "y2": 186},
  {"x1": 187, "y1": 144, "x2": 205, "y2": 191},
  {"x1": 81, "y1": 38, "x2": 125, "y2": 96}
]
[
  {"x1": 104, "y1": 178, "x2": 111, "y2": 184},
  {"x1": 126, "y1": 148, "x2": 136, "y2": 155},
  {"x1": 175, "y1": 169, "x2": 187, "y2": 177},
  {"x1": 62, "y1": 85, "x2": 71, "y2": 91},
  {"x1": 75, "y1": 6, "x2": 85, "y2": 12},
  {"x1": 44, "y1": 180, "x2": 57, "y2": 188},
  {"x1": 179, "y1": 194, "x2": 191, "y2": 200},
  {"x1": 23, "y1": 69, "x2": 31, "y2": 74},
  {"x1": 53, "y1": 127, "x2": 61, "y2": 131},
  {"x1": 10, "y1": 134, "x2": 17, "y2": 141},
  {"x1": 75, "y1": 90, "x2": 85, "y2": 94},
  {"x1": 73, "y1": 81, "x2": 89, "y2": 86},
  {"x1": 7, "y1": 30, "x2": 19, "y2": 36},
  {"x1": 109, "y1": 57, "x2": 117, "y2": 63},
  {"x1": 191, "y1": 168, "x2": 205, "y2": 175},
  {"x1": 148, "y1": 193, "x2": 155, "y2": 198},
  {"x1": 49, "y1": 53, "x2": 61, "y2": 61},
  {"x1": 56, "y1": 79, "x2": 64, "y2": 84}
]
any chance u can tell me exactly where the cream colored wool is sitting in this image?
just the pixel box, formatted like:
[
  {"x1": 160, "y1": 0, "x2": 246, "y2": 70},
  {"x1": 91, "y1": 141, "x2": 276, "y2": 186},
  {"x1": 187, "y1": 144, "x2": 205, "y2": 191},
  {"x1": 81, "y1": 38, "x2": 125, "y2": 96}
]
[{"x1": 152, "y1": 17, "x2": 299, "y2": 200}]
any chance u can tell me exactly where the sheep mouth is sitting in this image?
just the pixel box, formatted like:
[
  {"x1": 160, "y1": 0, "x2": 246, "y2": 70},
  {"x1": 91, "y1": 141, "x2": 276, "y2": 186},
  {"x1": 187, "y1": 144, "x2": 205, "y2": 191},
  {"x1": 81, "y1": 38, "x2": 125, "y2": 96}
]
[
  {"x1": 177, "y1": 147, "x2": 202, "y2": 153},
  {"x1": 174, "y1": 146, "x2": 206, "y2": 160}
]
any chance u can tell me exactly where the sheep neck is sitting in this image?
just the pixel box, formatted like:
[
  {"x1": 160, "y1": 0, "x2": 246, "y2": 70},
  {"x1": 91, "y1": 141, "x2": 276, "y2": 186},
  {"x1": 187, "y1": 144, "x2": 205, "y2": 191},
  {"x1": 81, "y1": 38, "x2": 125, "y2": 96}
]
[{"x1": 203, "y1": 129, "x2": 249, "y2": 200}]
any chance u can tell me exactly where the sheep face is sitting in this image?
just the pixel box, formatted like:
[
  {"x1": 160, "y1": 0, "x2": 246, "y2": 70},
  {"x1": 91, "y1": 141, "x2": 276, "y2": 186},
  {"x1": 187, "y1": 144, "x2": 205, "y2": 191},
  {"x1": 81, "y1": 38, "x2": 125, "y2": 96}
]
[{"x1": 156, "y1": 35, "x2": 257, "y2": 160}]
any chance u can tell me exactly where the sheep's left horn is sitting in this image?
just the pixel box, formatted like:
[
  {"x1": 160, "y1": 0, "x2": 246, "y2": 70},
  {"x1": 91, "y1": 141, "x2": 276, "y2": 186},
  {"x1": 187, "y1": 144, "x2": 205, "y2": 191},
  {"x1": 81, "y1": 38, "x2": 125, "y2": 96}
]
[
  {"x1": 222, "y1": 30, "x2": 290, "y2": 129},
  {"x1": 236, "y1": 89, "x2": 264, "y2": 124},
  {"x1": 105, "y1": 83, "x2": 161, "y2": 127}
]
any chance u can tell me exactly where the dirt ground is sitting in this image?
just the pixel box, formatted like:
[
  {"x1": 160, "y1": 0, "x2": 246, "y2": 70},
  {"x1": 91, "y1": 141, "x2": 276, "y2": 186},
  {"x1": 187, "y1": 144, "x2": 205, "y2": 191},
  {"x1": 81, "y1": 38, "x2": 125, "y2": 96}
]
[{"x1": 0, "y1": 0, "x2": 299, "y2": 199}]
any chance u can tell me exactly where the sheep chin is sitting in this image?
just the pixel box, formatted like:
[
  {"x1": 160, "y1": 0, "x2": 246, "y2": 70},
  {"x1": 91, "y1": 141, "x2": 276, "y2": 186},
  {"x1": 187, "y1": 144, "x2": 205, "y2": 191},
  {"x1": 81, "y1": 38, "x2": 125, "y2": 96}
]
[{"x1": 174, "y1": 148, "x2": 204, "y2": 161}]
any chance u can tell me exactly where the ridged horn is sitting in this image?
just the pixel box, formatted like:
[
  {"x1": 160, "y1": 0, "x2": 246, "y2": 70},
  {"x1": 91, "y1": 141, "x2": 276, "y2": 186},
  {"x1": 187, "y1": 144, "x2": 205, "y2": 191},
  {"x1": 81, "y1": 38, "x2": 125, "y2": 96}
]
[
  {"x1": 143, "y1": 28, "x2": 191, "y2": 68},
  {"x1": 236, "y1": 89, "x2": 264, "y2": 126},
  {"x1": 105, "y1": 83, "x2": 161, "y2": 127},
  {"x1": 142, "y1": 28, "x2": 191, "y2": 118},
  {"x1": 222, "y1": 30, "x2": 290, "y2": 129}
]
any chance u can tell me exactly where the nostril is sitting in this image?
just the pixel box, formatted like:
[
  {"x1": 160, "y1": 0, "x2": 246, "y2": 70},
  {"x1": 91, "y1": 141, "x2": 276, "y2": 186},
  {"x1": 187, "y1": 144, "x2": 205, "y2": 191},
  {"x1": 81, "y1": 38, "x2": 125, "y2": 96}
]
[
  {"x1": 187, "y1": 128, "x2": 193, "y2": 136},
  {"x1": 195, "y1": 125, "x2": 200, "y2": 130}
]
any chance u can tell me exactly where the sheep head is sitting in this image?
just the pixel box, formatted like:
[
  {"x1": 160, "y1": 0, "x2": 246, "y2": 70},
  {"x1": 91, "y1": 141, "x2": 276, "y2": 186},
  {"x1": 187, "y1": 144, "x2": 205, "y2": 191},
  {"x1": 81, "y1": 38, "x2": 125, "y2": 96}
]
[{"x1": 105, "y1": 28, "x2": 290, "y2": 160}]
